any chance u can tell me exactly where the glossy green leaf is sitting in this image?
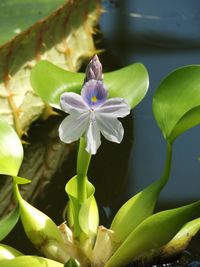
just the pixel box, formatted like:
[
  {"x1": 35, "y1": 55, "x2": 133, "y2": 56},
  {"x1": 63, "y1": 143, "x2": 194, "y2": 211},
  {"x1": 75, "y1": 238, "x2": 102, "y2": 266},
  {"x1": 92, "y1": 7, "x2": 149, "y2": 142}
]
[
  {"x1": 31, "y1": 61, "x2": 149, "y2": 109},
  {"x1": 31, "y1": 61, "x2": 84, "y2": 109},
  {"x1": 65, "y1": 176, "x2": 98, "y2": 239},
  {"x1": 0, "y1": 0, "x2": 99, "y2": 136},
  {"x1": 134, "y1": 217, "x2": 200, "y2": 262},
  {"x1": 0, "y1": 205, "x2": 19, "y2": 241},
  {"x1": 13, "y1": 183, "x2": 69, "y2": 263},
  {"x1": 0, "y1": 120, "x2": 23, "y2": 176},
  {"x1": 104, "y1": 63, "x2": 149, "y2": 108},
  {"x1": 64, "y1": 259, "x2": 79, "y2": 267},
  {"x1": 110, "y1": 143, "x2": 172, "y2": 243},
  {"x1": 169, "y1": 106, "x2": 200, "y2": 142},
  {"x1": 153, "y1": 65, "x2": 200, "y2": 142},
  {"x1": 13, "y1": 176, "x2": 31, "y2": 185},
  {"x1": 105, "y1": 200, "x2": 200, "y2": 267},
  {"x1": 0, "y1": 256, "x2": 63, "y2": 267},
  {"x1": 0, "y1": 244, "x2": 22, "y2": 261},
  {"x1": 160, "y1": 217, "x2": 200, "y2": 258},
  {"x1": 0, "y1": 0, "x2": 65, "y2": 45}
]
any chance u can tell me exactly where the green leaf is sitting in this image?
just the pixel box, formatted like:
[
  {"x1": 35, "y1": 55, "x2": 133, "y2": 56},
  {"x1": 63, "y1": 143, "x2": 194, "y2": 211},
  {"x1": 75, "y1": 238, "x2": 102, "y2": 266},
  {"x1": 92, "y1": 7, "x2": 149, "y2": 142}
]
[
  {"x1": 0, "y1": 0, "x2": 99, "y2": 136},
  {"x1": 105, "y1": 201, "x2": 200, "y2": 267},
  {"x1": 104, "y1": 63, "x2": 149, "y2": 108},
  {"x1": 160, "y1": 217, "x2": 200, "y2": 258},
  {"x1": 31, "y1": 61, "x2": 149, "y2": 109},
  {"x1": 13, "y1": 176, "x2": 31, "y2": 185},
  {"x1": 0, "y1": 119, "x2": 23, "y2": 176},
  {"x1": 65, "y1": 176, "x2": 98, "y2": 238},
  {"x1": 0, "y1": 256, "x2": 63, "y2": 267},
  {"x1": 0, "y1": 0, "x2": 65, "y2": 45},
  {"x1": 31, "y1": 61, "x2": 84, "y2": 109},
  {"x1": 131, "y1": 217, "x2": 200, "y2": 263},
  {"x1": 13, "y1": 183, "x2": 69, "y2": 263},
  {"x1": 0, "y1": 205, "x2": 19, "y2": 241},
  {"x1": 153, "y1": 65, "x2": 200, "y2": 142},
  {"x1": 64, "y1": 259, "x2": 79, "y2": 267},
  {"x1": 110, "y1": 143, "x2": 172, "y2": 243},
  {"x1": 0, "y1": 244, "x2": 22, "y2": 261},
  {"x1": 169, "y1": 106, "x2": 200, "y2": 142}
]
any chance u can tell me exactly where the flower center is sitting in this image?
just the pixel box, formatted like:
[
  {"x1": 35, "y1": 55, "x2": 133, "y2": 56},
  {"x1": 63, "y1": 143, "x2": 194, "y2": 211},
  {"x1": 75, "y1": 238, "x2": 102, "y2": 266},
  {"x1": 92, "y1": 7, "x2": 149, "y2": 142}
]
[{"x1": 91, "y1": 95, "x2": 97, "y2": 103}]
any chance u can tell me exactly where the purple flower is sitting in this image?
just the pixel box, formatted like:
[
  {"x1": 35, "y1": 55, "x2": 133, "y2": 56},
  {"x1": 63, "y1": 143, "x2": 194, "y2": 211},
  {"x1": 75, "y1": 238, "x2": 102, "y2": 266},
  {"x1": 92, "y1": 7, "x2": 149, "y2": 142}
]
[{"x1": 59, "y1": 79, "x2": 130, "y2": 155}]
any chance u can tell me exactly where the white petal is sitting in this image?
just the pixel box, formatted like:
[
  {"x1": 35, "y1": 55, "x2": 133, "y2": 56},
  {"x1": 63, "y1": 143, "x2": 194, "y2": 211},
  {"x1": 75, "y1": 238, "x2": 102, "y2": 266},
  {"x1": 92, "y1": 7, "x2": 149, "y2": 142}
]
[
  {"x1": 97, "y1": 98, "x2": 130, "y2": 118},
  {"x1": 96, "y1": 113, "x2": 124, "y2": 143},
  {"x1": 85, "y1": 117, "x2": 101, "y2": 155},
  {"x1": 59, "y1": 113, "x2": 89, "y2": 143},
  {"x1": 60, "y1": 92, "x2": 89, "y2": 114}
]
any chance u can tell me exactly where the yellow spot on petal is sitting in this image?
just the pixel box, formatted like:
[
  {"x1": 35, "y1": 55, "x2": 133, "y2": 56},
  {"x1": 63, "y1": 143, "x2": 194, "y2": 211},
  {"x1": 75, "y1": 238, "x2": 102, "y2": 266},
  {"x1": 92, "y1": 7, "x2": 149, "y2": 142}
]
[{"x1": 91, "y1": 96, "x2": 97, "y2": 103}]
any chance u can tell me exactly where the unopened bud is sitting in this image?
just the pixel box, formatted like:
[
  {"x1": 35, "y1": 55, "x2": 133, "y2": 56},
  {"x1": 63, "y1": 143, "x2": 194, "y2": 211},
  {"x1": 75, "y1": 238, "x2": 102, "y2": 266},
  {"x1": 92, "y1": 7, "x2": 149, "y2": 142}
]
[{"x1": 85, "y1": 55, "x2": 103, "y2": 82}]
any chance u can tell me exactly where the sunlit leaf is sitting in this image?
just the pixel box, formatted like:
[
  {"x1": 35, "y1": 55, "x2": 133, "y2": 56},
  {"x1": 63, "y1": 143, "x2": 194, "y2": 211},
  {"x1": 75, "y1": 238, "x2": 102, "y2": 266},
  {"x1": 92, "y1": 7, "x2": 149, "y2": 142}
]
[
  {"x1": 31, "y1": 61, "x2": 149, "y2": 109},
  {"x1": 0, "y1": 205, "x2": 19, "y2": 241},
  {"x1": 111, "y1": 143, "x2": 172, "y2": 243},
  {"x1": 13, "y1": 183, "x2": 69, "y2": 262},
  {"x1": 0, "y1": 0, "x2": 100, "y2": 136},
  {"x1": 0, "y1": 0, "x2": 65, "y2": 45},
  {"x1": 13, "y1": 176, "x2": 31, "y2": 185},
  {"x1": 64, "y1": 258, "x2": 79, "y2": 267},
  {"x1": 0, "y1": 244, "x2": 22, "y2": 261},
  {"x1": 132, "y1": 217, "x2": 200, "y2": 262},
  {"x1": 169, "y1": 106, "x2": 200, "y2": 142},
  {"x1": 0, "y1": 256, "x2": 63, "y2": 267},
  {"x1": 65, "y1": 176, "x2": 98, "y2": 239},
  {"x1": 160, "y1": 217, "x2": 200, "y2": 258},
  {"x1": 105, "y1": 201, "x2": 200, "y2": 267},
  {"x1": 0, "y1": 119, "x2": 23, "y2": 176},
  {"x1": 153, "y1": 65, "x2": 200, "y2": 142},
  {"x1": 104, "y1": 63, "x2": 149, "y2": 108},
  {"x1": 31, "y1": 61, "x2": 84, "y2": 109}
]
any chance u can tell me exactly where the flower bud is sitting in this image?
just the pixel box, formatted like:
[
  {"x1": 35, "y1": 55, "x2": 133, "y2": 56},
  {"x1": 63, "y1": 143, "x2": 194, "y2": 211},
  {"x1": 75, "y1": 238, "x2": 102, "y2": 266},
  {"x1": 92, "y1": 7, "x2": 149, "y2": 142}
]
[{"x1": 85, "y1": 55, "x2": 103, "y2": 82}]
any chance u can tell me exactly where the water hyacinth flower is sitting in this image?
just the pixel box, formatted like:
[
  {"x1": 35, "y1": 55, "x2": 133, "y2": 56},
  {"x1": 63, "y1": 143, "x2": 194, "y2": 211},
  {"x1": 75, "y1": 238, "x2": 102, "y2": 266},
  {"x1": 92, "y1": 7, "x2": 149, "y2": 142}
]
[{"x1": 59, "y1": 55, "x2": 131, "y2": 155}]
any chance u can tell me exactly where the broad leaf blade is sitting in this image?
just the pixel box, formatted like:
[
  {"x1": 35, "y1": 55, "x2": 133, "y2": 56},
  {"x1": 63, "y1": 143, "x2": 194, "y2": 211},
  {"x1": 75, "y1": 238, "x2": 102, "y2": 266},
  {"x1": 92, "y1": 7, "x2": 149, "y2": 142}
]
[
  {"x1": 153, "y1": 65, "x2": 200, "y2": 141},
  {"x1": 0, "y1": 119, "x2": 23, "y2": 176},
  {"x1": 104, "y1": 63, "x2": 149, "y2": 108},
  {"x1": 169, "y1": 106, "x2": 200, "y2": 142},
  {"x1": 0, "y1": 0, "x2": 65, "y2": 45},
  {"x1": 31, "y1": 61, "x2": 84, "y2": 109},
  {"x1": 0, "y1": 256, "x2": 63, "y2": 267},
  {"x1": 0, "y1": 205, "x2": 19, "y2": 241},
  {"x1": 31, "y1": 61, "x2": 149, "y2": 109},
  {"x1": 13, "y1": 183, "x2": 69, "y2": 262},
  {"x1": 0, "y1": 244, "x2": 22, "y2": 261},
  {"x1": 0, "y1": 0, "x2": 100, "y2": 135},
  {"x1": 160, "y1": 217, "x2": 200, "y2": 258},
  {"x1": 65, "y1": 176, "x2": 99, "y2": 239},
  {"x1": 111, "y1": 143, "x2": 172, "y2": 243},
  {"x1": 105, "y1": 201, "x2": 200, "y2": 267},
  {"x1": 111, "y1": 182, "x2": 160, "y2": 242}
]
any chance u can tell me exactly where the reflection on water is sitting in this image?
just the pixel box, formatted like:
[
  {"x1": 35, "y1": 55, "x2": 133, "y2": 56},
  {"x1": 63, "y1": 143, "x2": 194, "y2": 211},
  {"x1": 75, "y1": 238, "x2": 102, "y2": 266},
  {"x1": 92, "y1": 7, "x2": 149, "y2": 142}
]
[{"x1": 100, "y1": 0, "x2": 200, "y2": 209}]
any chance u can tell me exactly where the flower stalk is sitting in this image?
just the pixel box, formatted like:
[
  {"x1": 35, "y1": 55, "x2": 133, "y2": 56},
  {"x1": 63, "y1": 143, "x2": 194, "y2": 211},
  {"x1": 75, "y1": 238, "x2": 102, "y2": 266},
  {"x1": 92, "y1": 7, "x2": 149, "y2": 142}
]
[{"x1": 76, "y1": 137, "x2": 91, "y2": 202}]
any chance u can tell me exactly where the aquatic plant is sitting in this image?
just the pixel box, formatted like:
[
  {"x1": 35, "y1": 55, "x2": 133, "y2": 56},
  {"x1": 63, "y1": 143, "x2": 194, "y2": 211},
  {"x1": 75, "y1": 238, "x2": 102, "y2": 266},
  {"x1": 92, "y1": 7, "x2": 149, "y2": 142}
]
[{"x1": 0, "y1": 56, "x2": 200, "y2": 267}]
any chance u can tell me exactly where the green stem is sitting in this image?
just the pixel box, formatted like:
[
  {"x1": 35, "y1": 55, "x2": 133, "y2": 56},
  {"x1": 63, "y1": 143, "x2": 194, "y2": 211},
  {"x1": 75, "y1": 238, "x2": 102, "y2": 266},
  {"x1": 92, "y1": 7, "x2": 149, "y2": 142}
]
[
  {"x1": 76, "y1": 137, "x2": 91, "y2": 202},
  {"x1": 159, "y1": 141, "x2": 173, "y2": 189}
]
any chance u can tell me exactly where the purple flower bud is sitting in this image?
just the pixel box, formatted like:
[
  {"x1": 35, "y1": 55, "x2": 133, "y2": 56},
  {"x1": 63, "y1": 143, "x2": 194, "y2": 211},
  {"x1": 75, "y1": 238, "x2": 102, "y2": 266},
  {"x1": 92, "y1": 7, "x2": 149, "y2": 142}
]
[{"x1": 85, "y1": 55, "x2": 103, "y2": 82}]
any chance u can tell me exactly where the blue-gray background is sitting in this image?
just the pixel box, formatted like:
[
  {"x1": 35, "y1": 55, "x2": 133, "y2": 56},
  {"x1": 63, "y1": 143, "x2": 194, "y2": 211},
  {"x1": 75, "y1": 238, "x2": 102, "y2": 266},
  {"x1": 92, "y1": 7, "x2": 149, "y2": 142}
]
[{"x1": 100, "y1": 0, "x2": 200, "y2": 204}]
